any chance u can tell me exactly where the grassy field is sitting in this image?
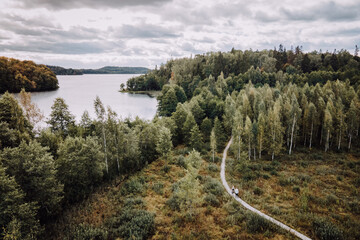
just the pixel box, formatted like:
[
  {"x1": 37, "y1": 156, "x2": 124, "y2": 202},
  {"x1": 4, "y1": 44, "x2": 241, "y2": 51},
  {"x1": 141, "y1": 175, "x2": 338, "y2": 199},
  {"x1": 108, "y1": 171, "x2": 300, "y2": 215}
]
[
  {"x1": 226, "y1": 146, "x2": 360, "y2": 240},
  {"x1": 49, "y1": 146, "x2": 298, "y2": 240}
]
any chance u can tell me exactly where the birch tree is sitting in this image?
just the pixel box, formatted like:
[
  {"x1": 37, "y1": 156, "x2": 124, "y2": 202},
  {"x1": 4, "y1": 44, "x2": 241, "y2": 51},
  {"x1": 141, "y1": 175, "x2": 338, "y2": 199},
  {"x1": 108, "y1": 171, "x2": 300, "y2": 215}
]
[
  {"x1": 210, "y1": 129, "x2": 216, "y2": 162},
  {"x1": 289, "y1": 93, "x2": 301, "y2": 155},
  {"x1": 94, "y1": 96, "x2": 108, "y2": 174}
]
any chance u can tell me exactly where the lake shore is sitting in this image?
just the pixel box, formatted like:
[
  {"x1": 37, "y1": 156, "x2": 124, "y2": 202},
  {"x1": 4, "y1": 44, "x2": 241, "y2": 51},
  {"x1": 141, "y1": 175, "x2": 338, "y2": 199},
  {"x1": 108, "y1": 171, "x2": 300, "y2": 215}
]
[{"x1": 119, "y1": 90, "x2": 161, "y2": 98}]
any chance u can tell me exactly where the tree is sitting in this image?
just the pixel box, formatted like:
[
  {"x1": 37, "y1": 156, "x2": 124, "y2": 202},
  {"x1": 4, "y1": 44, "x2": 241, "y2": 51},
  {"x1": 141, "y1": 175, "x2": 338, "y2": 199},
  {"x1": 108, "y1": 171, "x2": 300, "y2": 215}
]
[
  {"x1": 232, "y1": 110, "x2": 243, "y2": 161},
  {"x1": 307, "y1": 102, "x2": 317, "y2": 149},
  {"x1": 190, "y1": 99, "x2": 205, "y2": 125},
  {"x1": 57, "y1": 136, "x2": 104, "y2": 203},
  {"x1": 1, "y1": 141, "x2": 63, "y2": 220},
  {"x1": 244, "y1": 116, "x2": 252, "y2": 160},
  {"x1": 267, "y1": 99, "x2": 284, "y2": 160},
  {"x1": 189, "y1": 124, "x2": 203, "y2": 151},
  {"x1": 172, "y1": 103, "x2": 188, "y2": 144},
  {"x1": 301, "y1": 54, "x2": 311, "y2": 73},
  {"x1": 18, "y1": 89, "x2": 44, "y2": 131},
  {"x1": 183, "y1": 113, "x2": 196, "y2": 144},
  {"x1": 288, "y1": 93, "x2": 302, "y2": 155},
  {"x1": 47, "y1": 97, "x2": 75, "y2": 137},
  {"x1": 94, "y1": 96, "x2": 108, "y2": 174},
  {"x1": 0, "y1": 162, "x2": 41, "y2": 240},
  {"x1": 257, "y1": 112, "x2": 265, "y2": 159},
  {"x1": 0, "y1": 92, "x2": 32, "y2": 146},
  {"x1": 347, "y1": 98, "x2": 360, "y2": 150},
  {"x1": 210, "y1": 129, "x2": 216, "y2": 162},
  {"x1": 323, "y1": 102, "x2": 333, "y2": 152},
  {"x1": 213, "y1": 117, "x2": 226, "y2": 152},
  {"x1": 200, "y1": 117, "x2": 212, "y2": 142},
  {"x1": 156, "y1": 126, "x2": 173, "y2": 161},
  {"x1": 79, "y1": 110, "x2": 94, "y2": 137}
]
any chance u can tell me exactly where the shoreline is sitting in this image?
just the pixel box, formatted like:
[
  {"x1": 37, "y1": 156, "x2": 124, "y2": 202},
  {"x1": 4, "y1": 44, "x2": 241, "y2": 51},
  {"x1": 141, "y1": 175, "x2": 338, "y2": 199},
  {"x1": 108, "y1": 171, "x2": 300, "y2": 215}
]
[{"x1": 119, "y1": 90, "x2": 161, "y2": 98}]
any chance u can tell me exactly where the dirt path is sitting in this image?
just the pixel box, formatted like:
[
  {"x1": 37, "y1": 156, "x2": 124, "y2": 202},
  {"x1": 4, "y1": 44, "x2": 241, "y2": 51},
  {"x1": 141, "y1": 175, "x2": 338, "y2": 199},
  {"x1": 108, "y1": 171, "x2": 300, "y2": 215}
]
[{"x1": 220, "y1": 137, "x2": 312, "y2": 240}]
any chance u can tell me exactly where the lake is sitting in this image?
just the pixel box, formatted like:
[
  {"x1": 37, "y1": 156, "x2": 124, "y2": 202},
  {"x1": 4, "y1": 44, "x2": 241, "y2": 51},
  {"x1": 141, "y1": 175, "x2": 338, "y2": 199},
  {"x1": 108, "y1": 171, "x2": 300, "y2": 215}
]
[{"x1": 19, "y1": 74, "x2": 158, "y2": 124}]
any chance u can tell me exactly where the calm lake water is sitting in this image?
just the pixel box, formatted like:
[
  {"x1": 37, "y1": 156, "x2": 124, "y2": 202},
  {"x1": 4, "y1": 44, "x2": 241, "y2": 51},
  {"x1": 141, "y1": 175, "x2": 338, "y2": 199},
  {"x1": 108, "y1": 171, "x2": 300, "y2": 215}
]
[{"x1": 18, "y1": 74, "x2": 158, "y2": 124}]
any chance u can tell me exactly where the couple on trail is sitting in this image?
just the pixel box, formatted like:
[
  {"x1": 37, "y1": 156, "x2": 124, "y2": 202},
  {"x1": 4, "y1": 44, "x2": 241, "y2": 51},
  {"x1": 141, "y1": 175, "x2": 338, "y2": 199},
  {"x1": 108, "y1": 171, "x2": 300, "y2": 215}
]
[{"x1": 231, "y1": 186, "x2": 239, "y2": 197}]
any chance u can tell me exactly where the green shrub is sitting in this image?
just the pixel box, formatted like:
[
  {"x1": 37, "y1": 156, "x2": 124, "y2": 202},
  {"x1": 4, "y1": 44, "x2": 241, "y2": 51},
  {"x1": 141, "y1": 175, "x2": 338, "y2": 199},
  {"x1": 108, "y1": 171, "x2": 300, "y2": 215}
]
[
  {"x1": 262, "y1": 174, "x2": 270, "y2": 179},
  {"x1": 124, "y1": 197, "x2": 145, "y2": 209},
  {"x1": 68, "y1": 223, "x2": 108, "y2": 240},
  {"x1": 166, "y1": 195, "x2": 181, "y2": 211},
  {"x1": 120, "y1": 178, "x2": 144, "y2": 196},
  {"x1": 270, "y1": 170, "x2": 278, "y2": 176},
  {"x1": 348, "y1": 201, "x2": 360, "y2": 214},
  {"x1": 246, "y1": 213, "x2": 272, "y2": 233},
  {"x1": 263, "y1": 164, "x2": 275, "y2": 172},
  {"x1": 152, "y1": 182, "x2": 164, "y2": 195},
  {"x1": 204, "y1": 193, "x2": 220, "y2": 207},
  {"x1": 325, "y1": 194, "x2": 338, "y2": 205},
  {"x1": 175, "y1": 156, "x2": 186, "y2": 168},
  {"x1": 292, "y1": 186, "x2": 300, "y2": 193},
  {"x1": 161, "y1": 164, "x2": 171, "y2": 173},
  {"x1": 107, "y1": 209, "x2": 155, "y2": 240},
  {"x1": 207, "y1": 163, "x2": 218, "y2": 172},
  {"x1": 312, "y1": 218, "x2": 343, "y2": 240},
  {"x1": 203, "y1": 177, "x2": 223, "y2": 196},
  {"x1": 253, "y1": 187, "x2": 263, "y2": 195}
]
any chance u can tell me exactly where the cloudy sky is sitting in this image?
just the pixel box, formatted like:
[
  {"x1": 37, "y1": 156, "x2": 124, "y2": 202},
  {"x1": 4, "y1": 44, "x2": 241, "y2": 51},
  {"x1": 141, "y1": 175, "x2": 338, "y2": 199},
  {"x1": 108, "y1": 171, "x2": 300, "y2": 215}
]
[{"x1": 0, "y1": 0, "x2": 359, "y2": 69}]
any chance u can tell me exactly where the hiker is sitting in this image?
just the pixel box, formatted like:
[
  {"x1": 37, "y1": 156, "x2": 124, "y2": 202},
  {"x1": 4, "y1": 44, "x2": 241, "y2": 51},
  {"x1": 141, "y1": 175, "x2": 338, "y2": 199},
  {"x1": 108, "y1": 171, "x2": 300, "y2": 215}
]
[
  {"x1": 235, "y1": 188, "x2": 239, "y2": 197},
  {"x1": 231, "y1": 186, "x2": 235, "y2": 195}
]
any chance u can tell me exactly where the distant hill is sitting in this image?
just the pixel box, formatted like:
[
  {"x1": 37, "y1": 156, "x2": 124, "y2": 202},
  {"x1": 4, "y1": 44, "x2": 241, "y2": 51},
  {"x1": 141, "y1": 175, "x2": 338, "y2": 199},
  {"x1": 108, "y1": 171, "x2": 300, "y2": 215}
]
[{"x1": 47, "y1": 65, "x2": 149, "y2": 75}]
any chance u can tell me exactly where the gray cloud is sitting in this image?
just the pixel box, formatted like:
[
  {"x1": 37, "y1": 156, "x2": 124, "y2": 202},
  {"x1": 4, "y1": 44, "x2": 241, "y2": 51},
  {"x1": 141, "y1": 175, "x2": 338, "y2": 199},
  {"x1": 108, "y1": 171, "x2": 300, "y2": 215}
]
[
  {"x1": 114, "y1": 23, "x2": 182, "y2": 39},
  {"x1": 0, "y1": 40, "x2": 120, "y2": 54},
  {"x1": 282, "y1": 1, "x2": 360, "y2": 21},
  {"x1": 13, "y1": 0, "x2": 173, "y2": 10}
]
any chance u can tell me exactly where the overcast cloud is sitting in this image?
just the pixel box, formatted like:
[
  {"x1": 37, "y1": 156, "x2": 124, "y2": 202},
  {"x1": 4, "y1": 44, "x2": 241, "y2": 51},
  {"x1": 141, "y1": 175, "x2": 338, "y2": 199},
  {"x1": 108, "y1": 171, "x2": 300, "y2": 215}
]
[{"x1": 0, "y1": 0, "x2": 358, "y2": 68}]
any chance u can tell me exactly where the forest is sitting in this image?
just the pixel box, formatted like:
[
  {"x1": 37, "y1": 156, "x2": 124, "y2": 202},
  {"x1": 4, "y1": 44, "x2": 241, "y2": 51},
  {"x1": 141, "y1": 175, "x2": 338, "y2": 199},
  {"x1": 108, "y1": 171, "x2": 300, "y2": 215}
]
[
  {"x1": 0, "y1": 46, "x2": 359, "y2": 240},
  {"x1": 0, "y1": 57, "x2": 59, "y2": 93}
]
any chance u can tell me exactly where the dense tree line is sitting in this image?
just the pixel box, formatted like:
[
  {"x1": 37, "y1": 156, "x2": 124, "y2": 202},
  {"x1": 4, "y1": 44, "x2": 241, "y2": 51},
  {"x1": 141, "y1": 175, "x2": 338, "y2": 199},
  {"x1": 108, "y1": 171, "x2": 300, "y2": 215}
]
[
  {"x1": 0, "y1": 57, "x2": 59, "y2": 93},
  {"x1": 127, "y1": 46, "x2": 360, "y2": 97}
]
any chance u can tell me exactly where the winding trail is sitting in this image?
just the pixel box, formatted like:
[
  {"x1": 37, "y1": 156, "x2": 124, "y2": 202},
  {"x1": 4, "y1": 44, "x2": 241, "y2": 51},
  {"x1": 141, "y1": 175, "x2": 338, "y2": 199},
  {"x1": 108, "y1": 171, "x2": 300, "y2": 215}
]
[{"x1": 220, "y1": 137, "x2": 312, "y2": 240}]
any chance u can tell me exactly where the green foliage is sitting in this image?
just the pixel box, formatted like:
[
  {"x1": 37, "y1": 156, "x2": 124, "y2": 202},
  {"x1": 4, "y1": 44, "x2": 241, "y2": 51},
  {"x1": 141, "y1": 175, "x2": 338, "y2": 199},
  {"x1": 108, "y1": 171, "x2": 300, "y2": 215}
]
[
  {"x1": 0, "y1": 163, "x2": 42, "y2": 239},
  {"x1": 156, "y1": 126, "x2": 173, "y2": 160},
  {"x1": 189, "y1": 124, "x2": 203, "y2": 151},
  {"x1": 47, "y1": 97, "x2": 75, "y2": 137},
  {"x1": 312, "y1": 218, "x2": 343, "y2": 240},
  {"x1": 203, "y1": 177, "x2": 223, "y2": 197},
  {"x1": 1, "y1": 140, "x2": 63, "y2": 219},
  {"x1": 246, "y1": 213, "x2": 273, "y2": 234},
  {"x1": 57, "y1": 136, "x2": 103, "y2": 203},
  {"x1": 213, "y1": 117, "x2": 226, "y2": 152},
  {"x1": 152, "y1": 182, "x2": 164, "y2": 195},
  {"x1": 120, "y1": 177, "x2": 145, "y2": 196},
  {"x1": 67, "y1": 224, "x2": 108, "y2": 240},
  {"x1": 158, "y1": 85, "x2": 187, "y2": 117},
  {"x1": 204, "y1": 193, "x2": 220, "y2": 207}
]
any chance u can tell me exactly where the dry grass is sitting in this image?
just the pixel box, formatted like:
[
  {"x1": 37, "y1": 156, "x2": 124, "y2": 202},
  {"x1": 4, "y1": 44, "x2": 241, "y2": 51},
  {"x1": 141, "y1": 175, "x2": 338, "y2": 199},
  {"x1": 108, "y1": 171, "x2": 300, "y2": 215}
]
[{"x1": 226, "y1": 149, "x2": 360, "y2": 240}]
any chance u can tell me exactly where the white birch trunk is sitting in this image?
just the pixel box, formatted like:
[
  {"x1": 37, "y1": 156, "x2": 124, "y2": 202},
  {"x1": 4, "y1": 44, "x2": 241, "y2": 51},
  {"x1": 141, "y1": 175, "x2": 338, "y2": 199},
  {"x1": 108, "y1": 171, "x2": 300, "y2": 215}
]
[
  {"x1": 289, "y1": 114, "x2": 296, "y2": 155},
  {"x1": 102, "y1": 127, "x2": 108, "y2": 174}
]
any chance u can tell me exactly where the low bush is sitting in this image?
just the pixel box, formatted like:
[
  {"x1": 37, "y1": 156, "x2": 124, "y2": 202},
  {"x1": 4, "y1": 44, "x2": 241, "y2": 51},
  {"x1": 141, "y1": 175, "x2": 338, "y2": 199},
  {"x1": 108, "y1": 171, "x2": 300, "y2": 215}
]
[
  {"x1": 175, "y1": 155, "x2": 186, "y2": 168},
  {"x1": 204, "y1": 193, "x2": 220, "y2": 207},
  {"x1": 107, "y1": 208, "x2": 155, "y2": 240},
  {"x1": 292, "y1": 186, "x2": 300, "y2": 193},
  {"x1": 203, "y1": 177, "x2": 223, "y2": 196},
  {"x1": 161, "y1": 164, "x2": 171, "y2": 173},
  {"x1": 207, "y1": 163, "x2": 218, "y2": 172},
  {"x1": 246, "y1": 213, "x2": 273, "y2": 233},
  {"x1": 67, "y1": 223, "x2": 108, "y2": 240},
  {"x1": 253, "y1": 187, "x2": 263, "y2": 195},
  {"x1": 152, "y1": 182, "x2": 164, "y2": 195},
  {"x1": 124, "y1": 197, "x2": 145, "y2": 209},
  {"x1": 312, "y1": 218, "x2": 343, "y2": 240},
  {"x1": 120, "y1": 178, "x2": 144, "y2": 196}
]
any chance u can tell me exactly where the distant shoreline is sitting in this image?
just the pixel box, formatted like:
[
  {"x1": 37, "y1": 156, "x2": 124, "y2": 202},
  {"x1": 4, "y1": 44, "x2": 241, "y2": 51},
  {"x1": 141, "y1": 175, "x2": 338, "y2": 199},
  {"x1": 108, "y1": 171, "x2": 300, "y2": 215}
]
[{"x1": 47, "y1": 65, "x2": 150, "y2": 75}]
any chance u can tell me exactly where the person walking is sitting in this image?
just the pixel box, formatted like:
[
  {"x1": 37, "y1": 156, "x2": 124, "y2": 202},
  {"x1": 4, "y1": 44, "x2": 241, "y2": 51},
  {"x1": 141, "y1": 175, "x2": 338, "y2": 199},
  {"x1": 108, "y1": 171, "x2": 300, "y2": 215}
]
[
  {"x1": 235, "y1": 188, "x2": 239, "y2": 197},
  {"x1": 231, "y1": 186, "x2": 235, "y2": 195}
]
